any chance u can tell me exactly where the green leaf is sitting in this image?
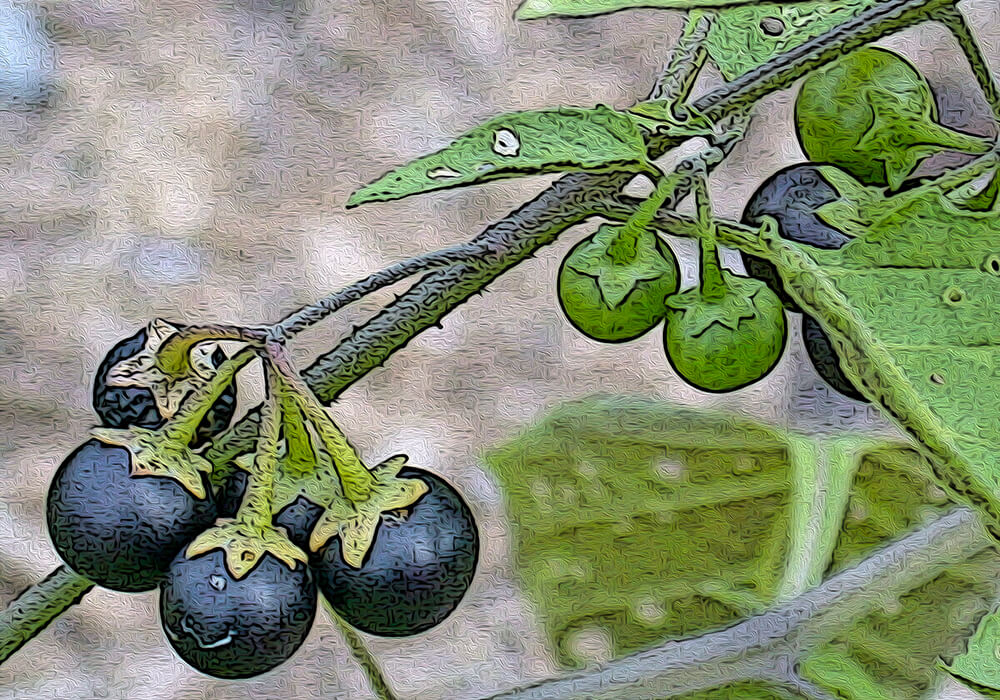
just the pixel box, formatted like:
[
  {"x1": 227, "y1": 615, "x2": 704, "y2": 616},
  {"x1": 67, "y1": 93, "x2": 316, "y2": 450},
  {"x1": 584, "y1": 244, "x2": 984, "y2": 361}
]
[
  {"x1": 942, "y1": 664, "x2": 1000, "y2": 699},
  {"x1": 482, "y1": 395, "x2": 798, "y2": 669},
  {"x1": 516, "y1": 0, "x2": 802, "y2": 21},
  {"x1": 759, "y1": 157, "x2": 1000, "y2": 538},
  {"x1": 346, "y1": 105, "x2": 649, "y2": 207},
  {"x1": 704, "y1": 1, "x2": 881, "y2": 81}
]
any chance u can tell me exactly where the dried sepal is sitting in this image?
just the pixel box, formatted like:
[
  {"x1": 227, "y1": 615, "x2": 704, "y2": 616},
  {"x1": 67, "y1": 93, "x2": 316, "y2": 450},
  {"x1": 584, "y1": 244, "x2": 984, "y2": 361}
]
[
  {"x1": 90, "y1": 425, "x2": 214, "y2": 499},
  {"x1": 186, "y1": 519, "x2": 308, "y2": 580}
]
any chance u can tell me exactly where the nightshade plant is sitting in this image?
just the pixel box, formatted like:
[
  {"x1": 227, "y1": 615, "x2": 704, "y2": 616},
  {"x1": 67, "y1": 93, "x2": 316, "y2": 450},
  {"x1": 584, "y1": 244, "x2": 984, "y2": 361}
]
[{"x1": 2, "y1": 0, "x2": 1000, "y2": 698}]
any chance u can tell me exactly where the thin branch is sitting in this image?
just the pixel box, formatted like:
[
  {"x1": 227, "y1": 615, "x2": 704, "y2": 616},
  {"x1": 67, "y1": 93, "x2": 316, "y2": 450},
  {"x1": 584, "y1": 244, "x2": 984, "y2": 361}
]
[
  {"x1": 934, "y1": 4, "x2": 1000, "y2": 128},
  {"x1": 0, "y1": 566, "x2": 93, "y2": 663},
  {"x1": 271, "y1": 243, "x2": 478, "y2": 342},
  {"x1": 649, "y1": 11, "x2": 713, "y2": 104},
  {"x1": 485, "y1": 507, "x2": 990, "y2": 700},
  {"x1": 323, "y1": 600, "x2": 398, "y2": 700}
]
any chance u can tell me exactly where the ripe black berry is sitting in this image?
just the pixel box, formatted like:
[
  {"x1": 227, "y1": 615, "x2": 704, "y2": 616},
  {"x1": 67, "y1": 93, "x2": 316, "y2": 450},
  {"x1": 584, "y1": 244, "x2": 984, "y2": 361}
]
[
  {"x1": 739, "y1": 164, "x2": 867, "y2": 402},
  {"x1": 46, "y1": 440, "x2": 218, "y2": 592},
  {"x1": 92, "y1": 328, "x2": 237, "y2": 444},
  {"x1": 159, "y1": 549, "x2": 317, "y2": 679},
  {"x1": 312, "y1": 467, "x2": 479, "y2": 637},
  {"x1": 740, "y1": 163, "x2": 852, "y2": 310}
]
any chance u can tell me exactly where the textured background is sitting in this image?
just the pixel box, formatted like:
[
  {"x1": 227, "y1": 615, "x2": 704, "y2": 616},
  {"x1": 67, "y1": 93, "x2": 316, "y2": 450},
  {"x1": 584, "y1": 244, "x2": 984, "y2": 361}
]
[{"x1": 0, "y1": 0, "x2": 996, "y2": 697}]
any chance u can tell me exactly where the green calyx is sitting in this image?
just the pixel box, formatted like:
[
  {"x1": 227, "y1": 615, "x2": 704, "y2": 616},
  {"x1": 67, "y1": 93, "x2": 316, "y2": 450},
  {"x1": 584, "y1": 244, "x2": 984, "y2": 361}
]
[
  {"x1": 558, "y1": 223, "x2": 680, "y2": 342},
  {"x1": 795, "y1": 46, "x2": 992, "y2": 191},
  {"x1": 221, "y1": 354, "x2": 429, "y2": 571},
  {"x1": 664, "y1": 271, "x2": 788, "y2": 393},
  {"x1": 664, "y1": 176, "x2": 787, "y2": 393}
]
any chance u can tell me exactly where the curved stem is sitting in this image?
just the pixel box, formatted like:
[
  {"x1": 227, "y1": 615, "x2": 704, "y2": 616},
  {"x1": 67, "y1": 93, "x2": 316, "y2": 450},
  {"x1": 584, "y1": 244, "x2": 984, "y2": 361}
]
[
  {"x1": 269, "y1": 243, "x2": 478, "y2": 342},
  {"x1": 267, "y1": 346, "x2": 375, "y2": 503},
  {"x1": 237, "y1": 364, "x2": 282, "y2": 530},
  {"x1": 164, "y1": 347, "x2": 258, "y2": 444},
  {"x1": 322, "y1": 599, "x2": 398, "y2": 700},
  {"x1": 486, "y1": 507, "x2": 988, "y2": 700}
]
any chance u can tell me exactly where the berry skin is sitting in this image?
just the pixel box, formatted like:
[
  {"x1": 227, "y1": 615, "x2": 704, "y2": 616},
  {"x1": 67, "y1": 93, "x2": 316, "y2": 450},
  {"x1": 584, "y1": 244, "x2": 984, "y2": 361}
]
[
  {"x1": 740, "y1": 163, "x2": 852, "y2": 310},
  {"x1": 794, "y1": 46, "x2": 989, "y2": 190},
  {"x1": 46, "y1": 440, "x2": 218, "y2": 592},
  {"x1": 312, "y1": 467, "x2": 479, "y2": 637},
  {"x1": 663, "y1": 274, "x2": 788, "y2": 394},
  {"x1": 159, "y1": 549, "x2": 317, "y2": 679},
  {"x1": 802, "y1": 315, "x2": 868, "y2": 402},
  {"x1": 92, "y1": 328, "x2": 237, "y2": 444}
]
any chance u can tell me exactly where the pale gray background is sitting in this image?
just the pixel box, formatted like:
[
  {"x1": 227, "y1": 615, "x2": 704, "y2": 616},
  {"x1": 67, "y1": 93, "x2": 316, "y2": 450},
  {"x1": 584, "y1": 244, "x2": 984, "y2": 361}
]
[{"x1": 0, "y1": 0, "x2": 996, "y2": 697}]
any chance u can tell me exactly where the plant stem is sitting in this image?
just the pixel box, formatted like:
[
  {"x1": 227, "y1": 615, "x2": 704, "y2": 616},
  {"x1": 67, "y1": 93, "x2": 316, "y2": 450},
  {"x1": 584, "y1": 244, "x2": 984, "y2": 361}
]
[
  {"x1": 607, "y1": 164, "x2": 683, "y2": 264},
  {"x1": 323, "y1": 599, "x2": 398, "y2": 700},
  {"x1": 934, "y1": 5, "x2": 1000, "y2": 128},
  {"x1": 270, "y1": 243, "x2": 478, "y2": 342},
  {"x1": 692, "y1": 172, "x2": 727, "y2": 301},
  {"x1": 164, "y1": 347, "x2": 258, "y2": 445},
  {"x1": 0, "y1": 567, "x2": 93, "y2": 663},
  {"x1": 267, "y1": 347, "x2": 375, "y2": 503},
  {"x1": 649, "y1": 11, "x2": 713, "y2": 105},
  {"x1": 237, "y1": 365, "x2": 282, "y2": 530}
]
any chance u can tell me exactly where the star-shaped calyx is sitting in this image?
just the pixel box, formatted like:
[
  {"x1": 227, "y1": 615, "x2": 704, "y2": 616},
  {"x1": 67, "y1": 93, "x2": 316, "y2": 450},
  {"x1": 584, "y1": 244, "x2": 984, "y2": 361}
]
[
  {"x1": 568, "y1": 223, "x2": 676, "y2": 309},
  {"x1": 308, "y1": 454, "x2": 429, "y2": 568},
  {"x1": 91, "y1": 425, "x2": 214, "y2": 499}
]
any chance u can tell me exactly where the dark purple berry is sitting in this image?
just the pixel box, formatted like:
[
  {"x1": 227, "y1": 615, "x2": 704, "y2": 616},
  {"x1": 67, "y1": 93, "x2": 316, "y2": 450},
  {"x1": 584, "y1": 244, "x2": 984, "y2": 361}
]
[
  {"x1": 46, "y1": 440, "x2": 218, "y2": 592},
  {"x1": 92, "y1": 328, "x2": 237, "y2": 445},
  {"x1": 312, "y1": 467, "x2": 479, "y2": 637},
  {"x1": 740, "y1": 163, "x2": 852, "y2": 310},
  {"x1": 159, "y1": 549, "x2": 316, "y2": 679}
]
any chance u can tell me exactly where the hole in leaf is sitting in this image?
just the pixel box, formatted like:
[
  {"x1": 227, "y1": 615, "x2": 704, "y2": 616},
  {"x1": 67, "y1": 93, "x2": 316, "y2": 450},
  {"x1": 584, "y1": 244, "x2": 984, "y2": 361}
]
[
  {"x1": 985, "y1": 254, "x2": 1000, "y2": 275},
  {"x1": 564, "y1": 625, "x2": 614, "y2": 665},
  {"x1": 759, "y1": 17, "x2": 785, "y2": 36},
  {"x1": 943, "y1": 287, "x2": 964, "y2": 305},
  {"x1": 493, "y1": 128, "x2": 520, "y2": 157},
  {"x1": 427, "y1": 167, "x2": 462, "y2": 180}
]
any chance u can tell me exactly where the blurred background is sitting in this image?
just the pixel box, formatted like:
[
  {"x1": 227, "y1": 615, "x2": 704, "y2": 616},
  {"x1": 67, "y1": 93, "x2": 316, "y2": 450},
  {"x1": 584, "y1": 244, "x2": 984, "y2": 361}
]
[{"x1": 0, "y1": 0, "x2": 996, "y2": 697}]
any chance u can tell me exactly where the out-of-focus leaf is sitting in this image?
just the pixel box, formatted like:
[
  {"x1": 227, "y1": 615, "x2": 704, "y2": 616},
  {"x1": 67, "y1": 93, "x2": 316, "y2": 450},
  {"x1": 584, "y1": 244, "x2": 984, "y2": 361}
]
[
  {"x1": 346, "y1": 105, "x2": 649, "y2": 207},
  {"x1": 801, "y1": 445, "x2": 1000, "y2": 698},
  {"x1": 485, "y1": 395, "x2": 1000, "y2": 699},
  {"x1": 942, "y1": 600, "x2": 1000, "y2": 695},
  {"x1": 483, "y1": 394, "x2": 797, "y2": 670}
]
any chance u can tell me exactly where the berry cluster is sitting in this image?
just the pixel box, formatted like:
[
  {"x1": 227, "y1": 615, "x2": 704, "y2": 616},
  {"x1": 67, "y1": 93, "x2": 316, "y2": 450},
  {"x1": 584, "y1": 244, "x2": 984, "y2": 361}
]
[{"x1": 46, "y1": 324, "x2": 479, "y2": 678}]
